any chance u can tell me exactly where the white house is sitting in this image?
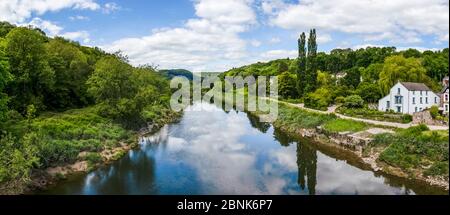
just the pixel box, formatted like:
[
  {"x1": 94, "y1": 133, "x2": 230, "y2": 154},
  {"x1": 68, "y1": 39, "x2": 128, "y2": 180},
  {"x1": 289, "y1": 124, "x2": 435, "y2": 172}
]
[{"x1": 378, "y1": 82, "x2": 440, "y2": 114}]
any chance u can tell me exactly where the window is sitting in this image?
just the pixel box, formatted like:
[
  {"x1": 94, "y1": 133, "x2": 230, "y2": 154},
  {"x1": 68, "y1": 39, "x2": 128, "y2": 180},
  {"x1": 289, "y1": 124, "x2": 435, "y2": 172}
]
[
  {"x1": 386, "y1": 101, "x2": 390, "y2": 109},
  {"x1": 420, "y1": 91, "x2": 423, "y2": 95},
  {"x1": 398, "y1": 88, "x2": 401, "y2": 94},
  {"x1": 446, "y1": 105, "x2": 449, "y2": 112},
  {"x1": 426, "y1": 97, "x2": 428, "y2": 104},
  {"x1": 413, "y1": 91, "x2": 415, "y2": 95},
  {"x1": 395, "y1": 96, "x2": 403, "y2": 104},
  {"x1": 397, "y1": 106, "x2": 401, "y2": 113},
  {"x1": 415, "y1": 107, "x2": 418, "y2": 112},
  {"x1": 420, "y1": 97, "x2": 423, "y2": 104},
  {"x1": 446, "y1": 94, "x2": 449, "y2": 102},
  {"x1": 426, "y1": 91, "x2": 428, "y2": 96},
  {"x1": 435, "y1": 97, "x2": 438, "y2": 104},
  {"x1": 413, "y1": 97, "x2": 416, "y2": 104}
]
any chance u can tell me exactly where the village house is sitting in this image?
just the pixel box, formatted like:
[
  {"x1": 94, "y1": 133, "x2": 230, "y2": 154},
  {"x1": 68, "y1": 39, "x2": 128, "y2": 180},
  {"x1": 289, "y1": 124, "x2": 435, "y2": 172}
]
[{"x1": 378, "y1": 82, "x2": 440, "y2": 114}]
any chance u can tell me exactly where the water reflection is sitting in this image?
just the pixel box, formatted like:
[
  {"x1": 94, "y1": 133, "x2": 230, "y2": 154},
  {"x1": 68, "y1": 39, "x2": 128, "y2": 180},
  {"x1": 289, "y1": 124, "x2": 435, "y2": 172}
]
[
  {"x1": 297, "y1": 142, "x2": 317, "y2": 195},
  {"x1": 39, "y1": 102, "x2": 447, "y2": 195}
]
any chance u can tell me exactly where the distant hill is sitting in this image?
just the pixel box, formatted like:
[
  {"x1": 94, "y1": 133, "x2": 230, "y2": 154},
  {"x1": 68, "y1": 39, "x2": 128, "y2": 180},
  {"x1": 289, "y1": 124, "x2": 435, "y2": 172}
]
[{"x1": 159, "y1": 69, "x2": 194, "y2": 80}]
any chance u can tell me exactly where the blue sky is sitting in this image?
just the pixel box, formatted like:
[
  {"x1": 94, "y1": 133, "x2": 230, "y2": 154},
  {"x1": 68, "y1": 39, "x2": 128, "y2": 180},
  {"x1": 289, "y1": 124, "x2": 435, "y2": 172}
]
[{"x1": 0, "y1": 0, "x2": 449, "y2": 72}]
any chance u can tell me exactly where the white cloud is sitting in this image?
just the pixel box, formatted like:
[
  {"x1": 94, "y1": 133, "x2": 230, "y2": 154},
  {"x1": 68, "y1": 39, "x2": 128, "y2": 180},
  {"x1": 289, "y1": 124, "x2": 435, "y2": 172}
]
[
  {"x1": 264, "y1": 0, "x2": 449, "y2": 44},
  {"x1": 103, "y1": 0, "x2": 257, "y2": 72},
  {"x1": 269, "y1": 37, "x2": 281, "y2": 44},
  {"x1": 102, "y1": 2, "x2": 120, "y2": 14},
  {"x1": 25, "y1": 18, "x2": 91, "y2": 44},
  {"x1": 0, "y1": 0, "x2": 100, "y2": 23},
  {"x1": 259, "y1": 49, "x2": 297, "y2": 61},
  {"x1": 27, "y1": 17, "x2": 63, "y2": 36},
  {"x1": 69, "y1": 15, "x2": 89, "y2": 21},
  {"x1": 250, "y1": 40, "x2": 262, "y2": 47},
  {"x1": 60, "y1": 31, "x2": 90, "y2": 43},
  {"x1": 317, "y1": 34, "x2": 332, "y2": 44}
]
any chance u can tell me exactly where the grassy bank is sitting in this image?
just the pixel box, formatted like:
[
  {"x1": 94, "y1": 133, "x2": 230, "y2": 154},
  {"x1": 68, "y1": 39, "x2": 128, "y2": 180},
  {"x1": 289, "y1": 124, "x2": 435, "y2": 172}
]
[
  {"x1": 248, "y1": 100, "x2": 449, "y2": 187},
  {"x1": 0, "y1": 105, "x2": 181, "y2": 194},
  {"x1": 366, "y1": 125, "x2": 449, "y2": 178}
]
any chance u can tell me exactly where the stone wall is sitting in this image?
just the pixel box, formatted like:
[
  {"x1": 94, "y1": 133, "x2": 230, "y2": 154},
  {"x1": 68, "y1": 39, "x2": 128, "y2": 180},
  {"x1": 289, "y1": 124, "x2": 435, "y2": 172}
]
[{"x1": 413, "y1": 111, "x2": 447, "y2": 126}]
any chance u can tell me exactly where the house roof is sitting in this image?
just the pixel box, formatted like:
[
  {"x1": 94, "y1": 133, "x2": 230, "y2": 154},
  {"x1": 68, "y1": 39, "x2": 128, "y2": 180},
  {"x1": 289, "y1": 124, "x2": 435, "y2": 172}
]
[{"x1": 400, "y1": 82, "x2": 432, "y2": 91}]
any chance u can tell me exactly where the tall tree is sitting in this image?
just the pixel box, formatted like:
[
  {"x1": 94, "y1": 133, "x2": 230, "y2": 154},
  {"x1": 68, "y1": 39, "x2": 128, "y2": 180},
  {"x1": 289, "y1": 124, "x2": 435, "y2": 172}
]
[
  {"x1": 296, "y1": 33, "x2": 307, "y2": 97},
  {"x1": 305, "y1": 29, "x2": 318, "y2": 93},
  {"x1": 0, "y1": 39, "x2": 11, "y2": 121},
  {"x1": 5, "y1": 27, "x2": 55, "y2": 114},
  {"x1": 379, "y1": 55, "x2": 435, "y2": 95}
]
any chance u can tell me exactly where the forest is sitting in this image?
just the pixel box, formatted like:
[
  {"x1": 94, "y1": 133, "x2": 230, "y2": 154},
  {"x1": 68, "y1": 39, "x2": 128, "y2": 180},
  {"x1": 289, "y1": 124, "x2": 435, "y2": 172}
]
[
  {"x1": 0, "y1": 21, "x2": 177, "y2": 193},
  {"x1": 224, "y1": 29, "x2": 449, "y2": 111}
]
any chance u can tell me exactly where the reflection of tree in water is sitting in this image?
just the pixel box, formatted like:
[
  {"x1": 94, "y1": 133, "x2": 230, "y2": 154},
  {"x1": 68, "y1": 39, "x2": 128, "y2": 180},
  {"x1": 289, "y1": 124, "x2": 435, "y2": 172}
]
[
  {"x1": 273, "y1": 127, "x2": 293, "y2": 147},
  {"x1": 246, "y1": 112, "x2": 271, "y2": 133},
  {"x1": 271, "y1": 127, "x2": 318, "y2": 195},
  {"x1": 297, "y1": 141, "x2": 317, "y2": 195}
]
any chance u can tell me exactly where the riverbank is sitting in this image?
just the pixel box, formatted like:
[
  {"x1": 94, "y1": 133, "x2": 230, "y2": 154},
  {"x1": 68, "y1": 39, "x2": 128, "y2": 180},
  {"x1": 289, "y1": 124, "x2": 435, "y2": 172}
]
[
  {"x1": 0, "y1": 105, "x2": 182, "y2": 195},
  {"x1": 248, "y1": 101, "x2": 449, "y2": 191}
]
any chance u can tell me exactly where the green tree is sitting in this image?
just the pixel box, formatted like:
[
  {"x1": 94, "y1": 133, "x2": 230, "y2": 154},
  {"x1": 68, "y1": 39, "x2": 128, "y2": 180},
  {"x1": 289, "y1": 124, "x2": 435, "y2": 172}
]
[
  {"x1": 278, "y1": 72, "x2": 298, "y2": 99},
  {"x1": 297, "y1": 33, "x2": 307, "y2": 97},
  {"x1": 0, "y1": 39, "x2": 11, "y2": 121},
  {"x1": 305, "y1": 29, "x2": 318, "y2": 93},
  {"x1": 0, "y1": 22, "x2": 15, "y2": 38},
  {"x1": 5, "y1": 27, "x2": 55, "y2": 114},
  {"x1": 45, "y1": 38, "x2": 92, "y2": 109},
  {"x1": 355, "y1": 82, "x2": 381, "y2": 103},
  {"x1": 422, "y1": 49, "x2": 449, "y2": 81},
  {"x1": 87, "y1": 56, "x2": 135, "y2": 105},
  {"x1": 343, "y1": 95, "x2": 364, "y2": 108},
  {"x1": 317, "y1": 71, "x2": 333, "y2": 87},
  {"x1": 360, "y1": 63, "x2": 383, "y2": 83},
  {"x1": 304, "y1": 87, "x2": 333, "y2": 110},
  {"x1": 379, "y1": 55, "x2": 434, "y2": 95},
  {"x1": 401, "y1": 48, "x2": 422, "y2": 58},
  {"x1": 341, "y1": 67, "x2": 361, "y2": 88}
]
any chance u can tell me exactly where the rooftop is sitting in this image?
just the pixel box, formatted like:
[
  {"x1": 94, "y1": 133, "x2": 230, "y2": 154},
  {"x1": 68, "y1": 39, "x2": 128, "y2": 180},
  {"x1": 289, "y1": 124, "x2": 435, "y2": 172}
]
[{"x1": 400, "y1": 82, "x2": 432, "y2": 91}]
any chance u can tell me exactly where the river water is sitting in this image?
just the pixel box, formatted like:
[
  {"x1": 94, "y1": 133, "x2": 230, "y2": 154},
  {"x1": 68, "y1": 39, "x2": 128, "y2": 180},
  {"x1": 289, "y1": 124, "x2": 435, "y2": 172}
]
[{"x1": 39, "y1": 102, "x2": 446, "y2": 195}]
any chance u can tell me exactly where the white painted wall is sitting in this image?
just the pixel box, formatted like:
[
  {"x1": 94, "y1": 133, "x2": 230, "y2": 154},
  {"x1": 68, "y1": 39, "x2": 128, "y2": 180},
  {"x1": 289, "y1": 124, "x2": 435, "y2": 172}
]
[{"x1": 378, "y1": 83, "x2": 440, "y2": 114}]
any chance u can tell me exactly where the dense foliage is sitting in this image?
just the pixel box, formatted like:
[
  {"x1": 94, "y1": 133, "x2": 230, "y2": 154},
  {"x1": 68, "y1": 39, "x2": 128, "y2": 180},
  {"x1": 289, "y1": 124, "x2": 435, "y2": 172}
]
[
  {"x1": 223, "y1": 32, "x2": 448, "y2": 111},
  {"x1": 0, "y1": 22, "x2": 175, "y2": 191},
  {"x1": 372, "y1": 125, "x2": 449, "y2": 177}
]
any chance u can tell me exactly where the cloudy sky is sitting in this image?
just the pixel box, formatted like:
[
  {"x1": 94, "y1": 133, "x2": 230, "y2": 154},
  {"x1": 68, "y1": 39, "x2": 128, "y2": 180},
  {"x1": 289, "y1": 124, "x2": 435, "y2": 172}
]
[{"x1": 0, "y1": 0, "x2": 449, "y2": 72}]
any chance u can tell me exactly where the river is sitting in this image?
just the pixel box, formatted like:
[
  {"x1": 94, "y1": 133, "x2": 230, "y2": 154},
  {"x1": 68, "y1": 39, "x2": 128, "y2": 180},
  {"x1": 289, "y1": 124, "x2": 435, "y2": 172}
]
[{"x1": 39, "y1": 102, "x2": 446, "y2": 195}]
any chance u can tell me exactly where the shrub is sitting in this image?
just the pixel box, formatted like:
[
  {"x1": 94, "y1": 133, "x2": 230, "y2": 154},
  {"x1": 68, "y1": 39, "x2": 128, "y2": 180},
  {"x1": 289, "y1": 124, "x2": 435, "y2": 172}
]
[
  {"x1": 0, "y1": 133, "x2": 39, "y2": 184},
  {"x1": 343, "y1": 95, "x2": 364, "y2": 108},
  {"x1": 334, "y1": 96, "x2": 345, "y2": 104},
  {"x1": 429, "y1": 105, "x2": 439, "y2": 119},
  {"x1": 337, "y1": 107, "x2": 413, "y2": 123},
  {"x1": 304, "y1": 88, "x2": 333, "y2": 111},
  {"x1": 376, "y1": 125, "x2": 448, "y2": 176}
]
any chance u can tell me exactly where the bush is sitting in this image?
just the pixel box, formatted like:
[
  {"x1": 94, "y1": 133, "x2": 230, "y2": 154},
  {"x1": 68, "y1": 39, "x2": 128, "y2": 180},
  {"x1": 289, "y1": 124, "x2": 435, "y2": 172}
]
[
  {"x1": 343, "y1": 95, "x2": 364, "y2": 108},
  {"x1": 304, "y1": 88, "x2": 333, "y2": 111},
  {"x1": 376, "y1": 125, "x2": 448, "y2": 176},
  {"x1": 429, "y1": 105, "x2": 439, "y2": 119},
  {"x1": 0, "y1": 133, "x2": 39, "y2": 184},
  {"x1": 337, "y1": 106, "x2": 413, "y2": 123},
  {"x1": 334, "y1": 96, "x2": 345, "y2": 104}
]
